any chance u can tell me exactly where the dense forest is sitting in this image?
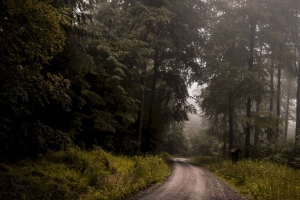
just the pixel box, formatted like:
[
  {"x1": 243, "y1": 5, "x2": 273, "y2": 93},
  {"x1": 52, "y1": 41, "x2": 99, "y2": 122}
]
[
  {"x1": 1, "y1": 0, "x2": 300, "y2": 163},
  {"x1": 192, "y1": 0, "x2": 300, "y2": 163}
]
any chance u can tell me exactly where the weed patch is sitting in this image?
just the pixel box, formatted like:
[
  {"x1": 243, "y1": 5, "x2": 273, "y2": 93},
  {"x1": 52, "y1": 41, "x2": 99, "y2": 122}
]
[{"x1": 0, "y1": 148, "x2": 170, "y2": 200}]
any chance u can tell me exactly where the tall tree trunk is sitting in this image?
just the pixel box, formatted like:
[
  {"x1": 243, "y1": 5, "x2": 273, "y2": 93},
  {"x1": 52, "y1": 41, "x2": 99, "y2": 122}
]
[
  {"x1": 294, "y1": 1, "x2": 300, "y2": 146},
  {"x1": 270, "y1": 49, "x2": 275, "y2": 112},
  {"x1": 228, "y1": 91, "x2": 234, "y2": 150},
  {"x1": 245, "y1": 16, "x2": 256, "y2": 159},
  {"x1": 277, "y1": 47, "x2": 282, "y2": 128},
  {"x1": 284, "y1": 77, "x2": 292, "y2": 142},
  {"x1": 147, "y1": 49, "x2": 159, "y2": 152},
  {"x1": 254, "y1": 100, "x2": 260, "y2": 158},
  {"x1": 296, "y1": 70, "x2": 300, "y2": 145},
  {"x1": 137, "y1": 64, "x2": 147, "y2": 153},
  {"x1": 245, "y1": 97, "x2": 251, "y2": 158},
  {"x1": 267, "y1": 47, "x2": 277, "y2": 141},
  {"x1": 223, "y1": 114, "x2": 227, "y2": 159}
]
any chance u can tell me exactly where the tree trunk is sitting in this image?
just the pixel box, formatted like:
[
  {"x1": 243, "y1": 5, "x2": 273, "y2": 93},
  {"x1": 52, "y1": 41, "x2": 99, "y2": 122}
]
[
  {"x1": 147, "y1": 49, "x2": 159, "y2": 152},
  {"x1": 277, "y1": 47, "x2": 282, "y2": 127},
  {"x1": 228, "y1": 91, "x2": 234, "y2": 150},
  {"x1": 245, "y1": 16, "x2": 256, "y2": 159},
  {"x1": 254, "y1": 100, "x2": 260, "y2": 157},
  {"x1": 294, "y1": 1, "x2": 300, "y2": 146},
  {"x1": 284, "y1": 77, "x2": 291, "y2": 142},
  {"x1": 223, "y1": 114, "x2": 227, "y2": 159},
  {"x1": 245, "y1": 97, "x2": 251, "y2": 158},
  {"x1": 270, "y1": 50, "x2": 275, "y2": 112},
  {"x1": 266, "y1": 48, "x2": 276, "y2": 141},
  {"x1": 296, "y1": 72, "x2": 300, "y2": 145},
  {"x1": 137, "y1": 64, "x2": 147, "y2": 153}
]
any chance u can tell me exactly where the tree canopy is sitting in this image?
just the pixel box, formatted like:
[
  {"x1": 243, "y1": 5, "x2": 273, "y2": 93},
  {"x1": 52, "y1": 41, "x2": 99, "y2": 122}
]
[{"x1": 1, "y1": 0, "x2": 300, "y2": 160}]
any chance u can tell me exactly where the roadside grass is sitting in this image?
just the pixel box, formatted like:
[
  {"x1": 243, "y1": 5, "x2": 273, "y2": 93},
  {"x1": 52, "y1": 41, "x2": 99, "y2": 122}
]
[
  {"x1": 0, "y1": 147, "x2": 170, "y2": 200},
  {"x1": 190, "y1": 157, "x2": 300, "y2": 200}
]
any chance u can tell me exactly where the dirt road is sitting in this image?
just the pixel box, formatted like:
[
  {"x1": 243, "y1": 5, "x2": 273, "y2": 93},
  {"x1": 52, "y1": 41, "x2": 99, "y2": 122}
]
[{"x1": 135, "y1": 158, "x2": 245, "y2": 200}]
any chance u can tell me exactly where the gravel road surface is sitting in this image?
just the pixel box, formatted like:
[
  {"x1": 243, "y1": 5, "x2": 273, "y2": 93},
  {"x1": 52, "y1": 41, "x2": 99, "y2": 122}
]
[{"x1": 134, "y1": 158, "x2": 245, "y2": 200}]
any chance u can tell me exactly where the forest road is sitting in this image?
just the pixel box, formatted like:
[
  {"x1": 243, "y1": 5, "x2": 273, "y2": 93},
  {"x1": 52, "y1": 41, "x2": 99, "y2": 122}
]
[{"x1": 135, "y1": 158, "x2": 245, "y2": 200}]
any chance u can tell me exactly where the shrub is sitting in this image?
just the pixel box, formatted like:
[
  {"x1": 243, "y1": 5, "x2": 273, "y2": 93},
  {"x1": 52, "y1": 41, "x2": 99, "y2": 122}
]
[{"x1": 257, "y1": 140, "x2": 300, "y2": 169}]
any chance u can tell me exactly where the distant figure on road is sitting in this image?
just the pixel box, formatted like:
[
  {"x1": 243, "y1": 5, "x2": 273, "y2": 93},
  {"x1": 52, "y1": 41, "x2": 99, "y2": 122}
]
[{"x1": 230, "y1": 148, "x2": 241, "y2": 165}]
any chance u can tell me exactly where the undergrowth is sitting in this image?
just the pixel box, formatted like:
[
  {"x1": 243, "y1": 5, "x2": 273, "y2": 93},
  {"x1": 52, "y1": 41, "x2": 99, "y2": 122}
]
[
  {"x1": 190, "y1": 157, "x2": 300, "y2": 200},
  {"x1": 0, "y1": 147, "x2": 170, "y2": 200}
]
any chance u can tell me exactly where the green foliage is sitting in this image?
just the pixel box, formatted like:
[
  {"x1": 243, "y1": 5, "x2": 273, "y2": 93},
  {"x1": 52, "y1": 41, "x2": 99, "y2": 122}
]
[
  {"x1": 30, "y1": 122, "x2": 72, "y2": 154},
  {"x1": 0, "y1": 0, "x2": 71, "y2": 159},
  {"x1": 0, "y1": 148, "x2": 170, "y2": 200},
  {"x1": 189, "y1": 156, "x2": 220, "y2": 167},
  {"x1": 0, "y1": 0, "x2": 67, "y2": 65},
  {"x1": 257, "y1": 140, "x2": 300, "y2": 169},
  {"x1": 195, "y1": 0, "x2": 300, "y2": 159},
  {"x1": 163, "y1": 122, "x2": 190, "y2": 157},
  {"x1": 191, "y1": 157, "x2": 300, "y2": 200},
  {"x1": 0, "y1": 0, "x2": 207, "y2": 159},
  {"x1": 189, "y1": 131, "x2": 223, "y2": 157},
  {"x1": 140, "y1": 0, "x2": 204, "y2": 152}
]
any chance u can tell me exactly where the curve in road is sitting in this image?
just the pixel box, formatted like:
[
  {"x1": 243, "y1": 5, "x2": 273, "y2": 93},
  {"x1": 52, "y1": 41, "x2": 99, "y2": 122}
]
[{"x1": 137, "y1": 158, "x2": 245, "y2": 200}]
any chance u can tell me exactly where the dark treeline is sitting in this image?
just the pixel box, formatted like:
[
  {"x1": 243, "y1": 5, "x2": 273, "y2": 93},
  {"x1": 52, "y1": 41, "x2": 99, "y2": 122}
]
[
  {"x1": 1, "y1": 0, "x2": 300, "y2": 161},
  {"x1": 0, "y1": 0, "x2": 205, "y2": 160}
]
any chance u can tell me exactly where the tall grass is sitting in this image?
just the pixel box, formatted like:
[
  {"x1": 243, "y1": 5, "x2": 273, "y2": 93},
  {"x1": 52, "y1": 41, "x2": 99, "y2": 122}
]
[
  {"x1": 190, "y1": 157, "x2": 300, "y2": 200},
  {"x1": 0, "y1": 147, "x2": 170, "y2": 200}
]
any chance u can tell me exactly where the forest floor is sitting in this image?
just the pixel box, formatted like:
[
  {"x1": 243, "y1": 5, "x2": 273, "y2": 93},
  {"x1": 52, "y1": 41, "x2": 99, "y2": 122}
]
[{"x1": 129, "y1": 158, "x2": 246, "y2": 200}]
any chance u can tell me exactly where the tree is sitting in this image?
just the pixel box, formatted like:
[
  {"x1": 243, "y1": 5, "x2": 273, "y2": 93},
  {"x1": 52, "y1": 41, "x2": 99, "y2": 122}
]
[
  {"x1": 56, "y1": 0, "x2": 153, "y2": 151},
  {"x1": 196, "y1": 0, "x2": 291, "y2": 158},
  {"x1": 289, "y1": 0, "x2": 300, "y2": 145},
  {"x1": 0, "y1": 0, "x2": 69, "y2": 158},
  {"x1": 141, "y1": 0, "x2": 205, "y2": 152},
  {"x1": 163, "y1": 122, "x2": 189, "y2": 156}
]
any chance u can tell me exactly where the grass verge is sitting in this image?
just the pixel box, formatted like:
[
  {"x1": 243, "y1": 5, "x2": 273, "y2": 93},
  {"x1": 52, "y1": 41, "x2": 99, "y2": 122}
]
[
  {"x1": 190, "y1": 156, "x2": 300, "y2": 200},
  {"x1": 0, "y1": 147, "x2": 170, "y2": 200}
]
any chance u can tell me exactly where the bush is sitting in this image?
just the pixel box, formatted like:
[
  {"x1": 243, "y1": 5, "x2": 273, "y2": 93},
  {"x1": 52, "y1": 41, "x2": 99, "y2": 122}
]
[
  {"x1": 30, "y1": 122, "x2": 72, "y2": 154},
  {"x1": 257, "y1": 140, "x2": 300, "y2": 169}
]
